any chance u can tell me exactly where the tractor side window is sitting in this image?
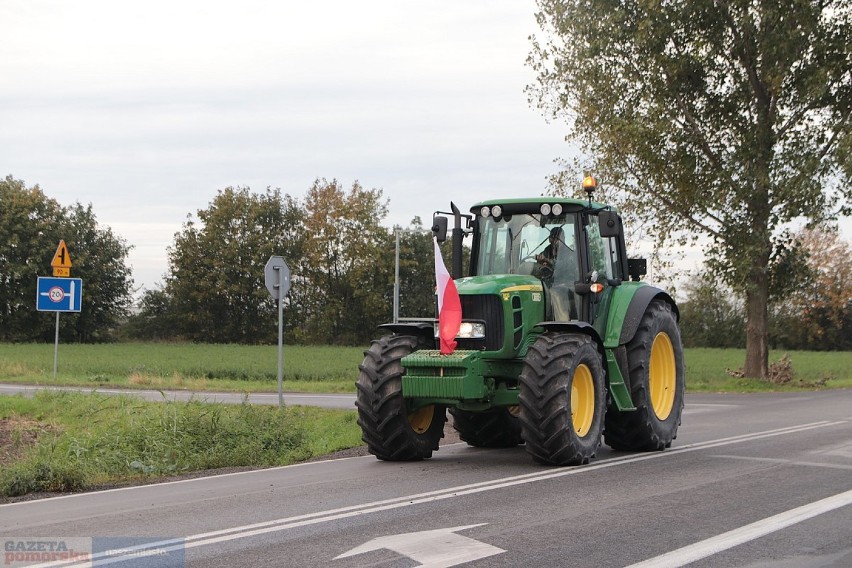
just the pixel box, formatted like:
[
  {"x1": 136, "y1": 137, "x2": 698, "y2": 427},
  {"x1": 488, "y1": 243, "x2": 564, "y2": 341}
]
[
  {"x1": 587, "y1": 216, "x2": 618, "y2": 279},
  {"x1": 476, "y1": 222, "x2": 510, "y2": 275}
]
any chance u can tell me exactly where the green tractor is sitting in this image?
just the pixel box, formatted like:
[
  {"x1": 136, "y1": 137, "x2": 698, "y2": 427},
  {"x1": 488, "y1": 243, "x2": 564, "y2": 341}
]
[{"x1": 356, "y1": 178, "x2": 685, "y2": 466}]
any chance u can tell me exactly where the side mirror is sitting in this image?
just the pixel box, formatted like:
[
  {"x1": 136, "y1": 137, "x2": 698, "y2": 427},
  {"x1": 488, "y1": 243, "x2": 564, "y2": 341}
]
[
  {"x1": 598, "y1": 211, "x2": 621, "y2": 238},
  {"x1": 432, "y1": 215, "x2": 448, "y2": 242},
  {"x1": 627, "y1": 258, "x2": 647, "y2": 281}
]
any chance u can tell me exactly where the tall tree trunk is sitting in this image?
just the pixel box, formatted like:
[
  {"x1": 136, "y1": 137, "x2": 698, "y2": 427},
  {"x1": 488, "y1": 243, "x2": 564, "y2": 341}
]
[
  {"x1": 743, "y1": 271, "x2": 769, "y2": 378},
  {"x1": 743, "y1": 165, "x2": 772, "y2": 378},
  {"x1": 743, "y1": 96, "x2": 774, "y2": 378}
]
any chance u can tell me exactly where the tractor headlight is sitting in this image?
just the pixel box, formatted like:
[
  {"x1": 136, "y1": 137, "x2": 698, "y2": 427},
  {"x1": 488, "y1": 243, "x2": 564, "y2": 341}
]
[
  {"x1": 435, "y1": 321, "x2": 486, "y2": 339},
  {"x1": 457, "y1": 322, "x2": 486, "y2": 339}
]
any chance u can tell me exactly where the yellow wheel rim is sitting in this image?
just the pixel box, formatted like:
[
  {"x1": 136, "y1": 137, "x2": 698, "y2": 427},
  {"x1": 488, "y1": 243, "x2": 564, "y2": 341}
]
[
  {"x1": 649, "y1": 332, "x2": 676, "y2": 420},
  {"x1": 408, "y1": 405, "x2": 434, "y2": 434},
  {"x1": 571, "y1": 364, "x2": 595, "y2": 437}
]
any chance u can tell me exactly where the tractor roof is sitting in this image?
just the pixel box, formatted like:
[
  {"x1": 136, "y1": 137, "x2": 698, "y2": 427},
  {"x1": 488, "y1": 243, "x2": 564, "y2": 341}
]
[{"x1": 470, "y1": 196, "x2": 611, "y2": 215}]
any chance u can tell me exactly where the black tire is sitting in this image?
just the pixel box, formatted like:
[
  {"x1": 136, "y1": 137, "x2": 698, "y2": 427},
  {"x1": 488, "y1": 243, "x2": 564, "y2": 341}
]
[
  {"x1": 518, "y1": 333, "x2": 606, "y2": 466},
  {"x1": 604, "y1": 300, "x2": 685, "y2": 451},
  {"x1": 355, "y1": 335, "x2": 446, "y2": 460},
  {"x1": 449, "y1": 407, "x2": 523, "y2": 448}
]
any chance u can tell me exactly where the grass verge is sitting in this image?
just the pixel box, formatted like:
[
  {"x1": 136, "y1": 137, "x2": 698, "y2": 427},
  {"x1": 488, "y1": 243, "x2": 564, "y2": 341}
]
[
  {"x1": 684, "y1": 348, "x2": 852, "y2": 391},
  {"x1": 0, "y1": 391, "x2": 363, "y2": 498}
]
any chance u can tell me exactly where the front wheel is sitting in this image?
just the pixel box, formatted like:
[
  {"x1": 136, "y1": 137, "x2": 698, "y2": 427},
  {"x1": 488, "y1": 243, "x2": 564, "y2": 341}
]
[
  {"x1": 355, "y1": 335, "x2": 446, "y2": 460},
  {"x1": 605, "y1": 300, "x2": 685, "y2": 451},
  {"x1": 518, "y1": 333, "x2": 605, "y2": 466}
]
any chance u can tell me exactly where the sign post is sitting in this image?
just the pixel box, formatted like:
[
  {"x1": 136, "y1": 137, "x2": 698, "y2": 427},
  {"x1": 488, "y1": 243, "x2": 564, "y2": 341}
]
[
  {"x1": 264, "y1": 256, "x2": 291, "y2": 408},
  {"x1": 38, "y1": 241, "x2": 82, "y2": 379}
]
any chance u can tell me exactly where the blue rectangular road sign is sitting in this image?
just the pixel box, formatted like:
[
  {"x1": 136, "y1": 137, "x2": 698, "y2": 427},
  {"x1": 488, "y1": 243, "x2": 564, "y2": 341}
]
[{"x1": 36, "y1": 277, "x2": 83, "y2": 312}]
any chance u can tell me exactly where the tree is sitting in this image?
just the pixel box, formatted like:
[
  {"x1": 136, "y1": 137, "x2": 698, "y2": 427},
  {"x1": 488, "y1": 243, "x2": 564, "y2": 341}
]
[
  {"x1": 121, "y1": 288, "x2": 176, "y2": 341},
  {"x1": 395, "y1": 217, "x2": 438, "y2": 319},
  {"x1": 770, "y1": 226, "x2": 852, "y2": 350},
  {"x1": 678, "y1": 272, "x2": 746, "y2": 348},
  {"x1": 529, "y1": 1, "x2": 852, "y2": 376},
  {"x1": 1, "y1": 177, "x2": 65, "y2": 340},
  {"x1": 295, "y1": 179, "x2": 393, "y2": 344},
  {"x1": 0, "y1": 176, "x2": 133, "y2": 342},
  {"x1": 166, "y1": 187, "x2": 297, "y2": 343},
  {"x1": 61, "y1": 203, "x2": 134, "y2": 341}
]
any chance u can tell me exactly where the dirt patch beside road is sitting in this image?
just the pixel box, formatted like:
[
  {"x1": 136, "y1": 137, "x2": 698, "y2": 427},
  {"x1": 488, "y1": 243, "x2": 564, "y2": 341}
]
[{"x1": 0, "y1": 418, "x2": 47, "y2": 467}]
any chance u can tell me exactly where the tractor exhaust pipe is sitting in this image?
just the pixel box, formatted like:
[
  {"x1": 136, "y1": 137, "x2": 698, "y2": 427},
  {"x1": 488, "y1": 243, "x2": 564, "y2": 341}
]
[{"x1": 450, "y1": 202, "x2": 463, "y2": 279}]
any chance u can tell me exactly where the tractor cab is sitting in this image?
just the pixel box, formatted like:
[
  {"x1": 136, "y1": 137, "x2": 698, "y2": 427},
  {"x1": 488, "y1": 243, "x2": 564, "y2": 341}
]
[{"x1": 471, "y1": 199, "x2": 600, "y2": 323}]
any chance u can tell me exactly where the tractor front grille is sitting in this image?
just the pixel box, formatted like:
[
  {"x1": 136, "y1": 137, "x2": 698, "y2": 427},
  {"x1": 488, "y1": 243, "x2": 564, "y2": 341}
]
[{"x1": 457, "y1": 294, "x2": 503, "y2": 351}]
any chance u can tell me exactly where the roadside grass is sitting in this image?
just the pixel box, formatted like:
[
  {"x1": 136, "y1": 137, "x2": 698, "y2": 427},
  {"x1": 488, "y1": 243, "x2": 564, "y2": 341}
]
[
  {"x1": 0, "y1": 391, "x2": 363, "y2": 498},
  {"x1": 684, "y1": 348, "x2": 852, "y2": 391}
]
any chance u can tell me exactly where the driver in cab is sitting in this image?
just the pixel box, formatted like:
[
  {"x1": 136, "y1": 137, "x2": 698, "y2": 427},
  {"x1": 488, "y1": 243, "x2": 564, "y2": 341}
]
[{"x1": 533, "y1": 227, "x2": 563, "y2": 280}]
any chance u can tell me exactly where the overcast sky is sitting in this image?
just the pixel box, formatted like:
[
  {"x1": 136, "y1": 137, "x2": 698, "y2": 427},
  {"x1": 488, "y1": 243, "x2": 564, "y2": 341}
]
[
  {"x1": 4, "y1": 1, "x2": 848, "y2": 297},
  {"x1": 2, "y1": 0, "x2": 577, "y2": 292}
]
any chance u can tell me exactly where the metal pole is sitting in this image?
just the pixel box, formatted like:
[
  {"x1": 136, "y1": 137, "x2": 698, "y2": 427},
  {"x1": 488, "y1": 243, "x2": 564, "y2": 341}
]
[
  {"x1": 53, "y1": 312, "x2": 60, "y2": 379},
  {"x1": 277, "y1": 266, "x2": 284, "y2": 409},
  {"x1": 394, "y1": 230, "x2": 400, "y2": 323}
]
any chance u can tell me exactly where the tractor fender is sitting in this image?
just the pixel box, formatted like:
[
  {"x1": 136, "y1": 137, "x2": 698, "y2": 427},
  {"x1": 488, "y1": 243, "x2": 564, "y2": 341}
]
[
  {"x1": 536, "y1": 321, "x2": 604, "y2": 353},
  {"x1": 616, "y1": 285, "x2": 679, "y2": 346}
]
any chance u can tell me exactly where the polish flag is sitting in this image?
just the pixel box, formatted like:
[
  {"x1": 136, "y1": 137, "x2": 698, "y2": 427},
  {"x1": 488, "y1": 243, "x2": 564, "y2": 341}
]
[{"x1": 434, "y1": 237, "x2": 462, "y2": 355}]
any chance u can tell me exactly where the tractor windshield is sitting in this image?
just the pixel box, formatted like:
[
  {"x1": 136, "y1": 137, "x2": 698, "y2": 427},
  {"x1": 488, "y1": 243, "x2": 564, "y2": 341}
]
[{"x1": 475, "y1": 213, "x2": 580, "y2": 319}]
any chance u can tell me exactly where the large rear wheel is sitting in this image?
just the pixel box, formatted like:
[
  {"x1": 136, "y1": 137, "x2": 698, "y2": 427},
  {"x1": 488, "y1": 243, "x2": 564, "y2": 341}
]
[
  {"x1": 356, "y1": 335, "x2": 446, "y2": 460},
  {"x1": 518, "y1": 333, "x2": 605, "y2": 466},
  {"x1": 605, "y1": 300, "x2": 685, "y2": 451},
  {"x1": 449, "y1": 407, "x2": 523, "y2": 448}
]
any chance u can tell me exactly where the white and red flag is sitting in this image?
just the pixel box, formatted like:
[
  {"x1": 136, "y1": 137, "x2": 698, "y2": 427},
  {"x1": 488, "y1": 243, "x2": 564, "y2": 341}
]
[{"x1": 434, "y1": 237, "x2": 462, "y2": 354}]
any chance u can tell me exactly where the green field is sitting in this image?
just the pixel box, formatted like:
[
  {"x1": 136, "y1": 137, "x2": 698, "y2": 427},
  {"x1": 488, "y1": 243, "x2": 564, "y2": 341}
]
[
  {"x1": 0, "y1": 342, "x2": 365, "y2": 393},
  {"x1": 0, "y1": 342, "x2": 850, "y2": 393}
]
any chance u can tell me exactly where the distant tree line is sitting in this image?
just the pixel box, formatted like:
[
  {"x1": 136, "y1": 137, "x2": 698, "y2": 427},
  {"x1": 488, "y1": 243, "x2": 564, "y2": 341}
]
[
  {"x1": 121, "y1": 179, "x2": 438, "y2": 345},
  {"x1": 3, "y1": 174, "x2": 850, "y2": 349}
]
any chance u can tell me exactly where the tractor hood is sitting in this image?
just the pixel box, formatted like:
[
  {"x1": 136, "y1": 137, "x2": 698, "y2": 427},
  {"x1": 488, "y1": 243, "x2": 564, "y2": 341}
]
[{"x1": 456, "y1": 274, "x2": 543, "y2": 296}]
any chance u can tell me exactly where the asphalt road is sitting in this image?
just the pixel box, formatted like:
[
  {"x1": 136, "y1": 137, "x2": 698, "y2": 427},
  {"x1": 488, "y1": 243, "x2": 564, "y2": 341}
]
[{"x1": 1, "y1": 391, "x2": 850, "y2": 568}]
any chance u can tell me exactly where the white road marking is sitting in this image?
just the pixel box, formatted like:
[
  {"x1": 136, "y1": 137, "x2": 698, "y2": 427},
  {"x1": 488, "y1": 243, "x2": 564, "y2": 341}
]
[
  {"x1": 822, "y1": 445, "x2": 852, "y2": 459},
  {"x1": 334, "y1": 524, "x2": 505, "y2": 567},
  {"x1": 24, "y1": 420, "x2": 845, "y2": 567},
  {"x1": 682, "y1": 403, "x2": 738, "y2": 415},
  {"x1": 625, "y1": 489, "x2": 852, "y2": 568},
  {"x1": 713, "y1": 454, "x2": 852, "y2": 470}
]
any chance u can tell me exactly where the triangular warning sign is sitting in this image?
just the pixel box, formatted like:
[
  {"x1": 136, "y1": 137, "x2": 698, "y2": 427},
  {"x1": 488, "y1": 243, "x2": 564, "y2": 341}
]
[{"x1": 51, "y1": 240, "x2": 72, "y2": 268}]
